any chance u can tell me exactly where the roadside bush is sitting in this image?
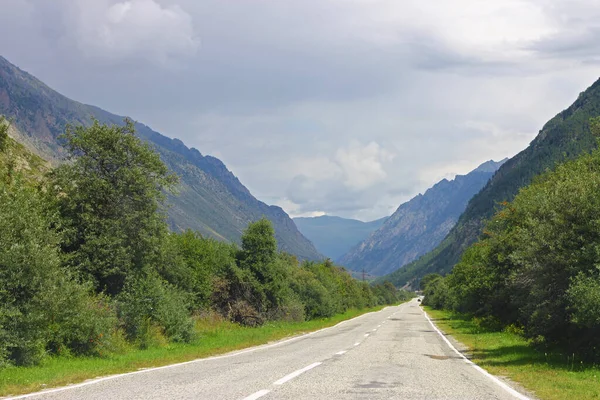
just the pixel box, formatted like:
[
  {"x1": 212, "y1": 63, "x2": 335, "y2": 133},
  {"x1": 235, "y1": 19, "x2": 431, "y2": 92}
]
[
  {"x1": 422, "y1": 275, "x2": 449, "y2": 309},
  {"x1": 228, "y1": 300, "x2": 264, "y2": 327},
  {"x1": 41, "y1": 279, "x2": 116, "y2": 357},
  {"x1": 117, "y1": 273, "x2": 195, "y2": 345},
  {"x1": 290, "y1": 267, "x2": 335, "y2": 319}
]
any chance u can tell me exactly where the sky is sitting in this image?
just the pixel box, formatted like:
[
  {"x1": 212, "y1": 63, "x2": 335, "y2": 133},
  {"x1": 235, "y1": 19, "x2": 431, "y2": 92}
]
[{"x1": 1, "y1": 0, "x2": 599, "y2": 221}]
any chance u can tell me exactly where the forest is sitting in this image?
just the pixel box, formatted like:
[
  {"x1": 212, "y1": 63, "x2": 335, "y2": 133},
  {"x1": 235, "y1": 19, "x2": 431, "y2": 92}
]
[
  {"x1": 422, "y1": 117, "x2": 600, "y2": 359},
  {"x1": 0, "y1": 118, "x2": 407, "y2": 367}
]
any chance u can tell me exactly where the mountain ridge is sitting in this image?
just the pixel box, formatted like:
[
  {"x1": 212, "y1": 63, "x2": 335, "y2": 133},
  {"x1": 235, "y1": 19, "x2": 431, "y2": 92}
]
[
  {"x1": 340, "y1": 159, "x2": 505, "y2": 276},
  {"x1": 0, "y1": 55, "x2": 322, "y2": 260}
]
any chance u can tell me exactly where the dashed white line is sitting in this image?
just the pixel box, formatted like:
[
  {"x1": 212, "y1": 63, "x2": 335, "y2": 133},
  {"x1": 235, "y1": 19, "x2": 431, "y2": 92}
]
[
  {"x1": 377, "y1": 325, "x2": 382, "y2": 328},
  {"x1": 10, "y1": 306, "x2": 399, "y2": 399},
  {"x1": 273, "y1": 362, "x2": 322, "y2": 385},
  {"x1": 242, "y1": 389, "x2": 271, "y2": 400},
  {"x1": 364, "y1": 333, "x2": 370, "y2": 337},
  {"x1": 354, "y1": 342, "x2": 360, "y2": 346},
  {"x1": 335, "y1": 350, "x2": 347, "y2": 355},
  {"x1": 371, "y1": 328, "x2": 377, "y2": 332}
]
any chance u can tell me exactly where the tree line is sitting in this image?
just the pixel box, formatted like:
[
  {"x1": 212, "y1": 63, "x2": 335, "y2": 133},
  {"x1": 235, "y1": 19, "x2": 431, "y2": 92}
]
[
  {"x1": 422, "y1": 117, "x2": 600, "y2": 359},
  {"x1": 0, "y1": 118, "x2": 408, "y2": 367}
]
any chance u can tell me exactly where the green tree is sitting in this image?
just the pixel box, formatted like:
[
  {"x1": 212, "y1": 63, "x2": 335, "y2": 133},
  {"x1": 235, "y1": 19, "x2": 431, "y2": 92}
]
[
  {"x1": 239, "y1": 218, "x2": 277, "y2": 280},
  {"x1": 0, "y1": 171, "x2": 115, "y2": 366},
  {"x1": 50, "y1": 119, "x2": 177, "y2": 294}
]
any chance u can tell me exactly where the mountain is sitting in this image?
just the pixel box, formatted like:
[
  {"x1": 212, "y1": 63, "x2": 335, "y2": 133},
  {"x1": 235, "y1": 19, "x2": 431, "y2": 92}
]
[
  {"x1": 0, "y1": 55, "x2": 322, "y2": 260},
  {"x1": 293, "y1": 215, "x2": 387, "y2": 260},
  {"x1": 339, "y1": 160, "x2": 505, "y2": 276},
  {"x1": 382, "y1": 78, "x2": 600, "y2": 287}
]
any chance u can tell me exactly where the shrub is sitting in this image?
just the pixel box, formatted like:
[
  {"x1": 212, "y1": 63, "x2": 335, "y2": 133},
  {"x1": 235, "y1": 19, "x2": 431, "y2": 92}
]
[{"x1": 117, "y1": 272, "x2": 195, "y2": 345}]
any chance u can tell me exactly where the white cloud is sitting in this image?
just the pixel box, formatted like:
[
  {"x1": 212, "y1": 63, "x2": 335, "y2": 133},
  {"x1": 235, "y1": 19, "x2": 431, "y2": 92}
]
[
  {"x1": 2, "y1": 0, "x2": 600, "y2": 221},
  {"x1": 335, "y1": 140, "x2": 395, "y2": 190},
  {"x1": 71, "y1": 0, "x2": 199, "y2": 65}
]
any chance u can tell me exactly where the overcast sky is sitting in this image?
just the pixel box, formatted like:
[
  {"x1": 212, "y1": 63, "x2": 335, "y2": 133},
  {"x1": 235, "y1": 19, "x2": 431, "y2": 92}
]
[{"x1": 1, "y1": 0, "x2": 599, "y2": 220}]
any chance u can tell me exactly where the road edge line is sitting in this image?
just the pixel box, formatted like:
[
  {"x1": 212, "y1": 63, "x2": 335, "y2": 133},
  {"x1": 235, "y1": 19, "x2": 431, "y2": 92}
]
[
  {"x1": 422, "y1": 309, "x2": 532, "y2": 400},
  {"x1": 6, "y1": 305, "x2": 402, "y2": 399}
]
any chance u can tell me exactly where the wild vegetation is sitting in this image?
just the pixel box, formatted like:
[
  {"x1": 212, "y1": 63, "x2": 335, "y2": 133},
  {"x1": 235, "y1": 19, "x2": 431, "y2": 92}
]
[
  {"x1": 422, "y1": 117, "x2": 600, "y2": 359},
  {"x1": 0, "y1": 117, "x2": 409, "y2": 369}
]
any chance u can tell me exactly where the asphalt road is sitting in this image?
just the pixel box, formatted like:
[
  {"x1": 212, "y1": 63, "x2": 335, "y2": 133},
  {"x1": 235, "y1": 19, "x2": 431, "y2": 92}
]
[{"x1": 13, "y1": 299, "x2": 532, "y2": 400}]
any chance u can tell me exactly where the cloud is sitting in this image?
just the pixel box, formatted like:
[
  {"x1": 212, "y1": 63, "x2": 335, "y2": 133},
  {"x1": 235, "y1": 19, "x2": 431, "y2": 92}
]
[
  {"x1": 526, "y1": 0, "x2": 600, "y2": 63},
  {"x1": 1, "y1": 0, "x2": 600, "y2": 221},
  {"x1": 69, "y1": 0, "x2": 199, "y2": 65},
  {"x1": 335, "y1": 141, "x2": 395, "y2": 190},
  {"x1": 284, "y1": 140, "x2": 399, "y2": 217}
]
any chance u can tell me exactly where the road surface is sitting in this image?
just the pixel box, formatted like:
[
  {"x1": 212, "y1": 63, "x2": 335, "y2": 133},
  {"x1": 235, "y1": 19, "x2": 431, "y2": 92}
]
[{"x1": 12, "y1": 299, "x2": 532, "y2": 400}]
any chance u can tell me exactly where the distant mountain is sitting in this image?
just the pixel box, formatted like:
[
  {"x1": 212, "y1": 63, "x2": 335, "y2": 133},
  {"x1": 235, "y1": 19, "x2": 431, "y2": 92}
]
[
  {"x1": 382, "y1": 78, "x2": 600, "y2": 287},
  {"x1": 340, "y1": 160, "x2": 506, "y2": 276},
  {"x1": 0, "y1": 55, "x2": 322, "y2": 260},
  {"x1": 293, "y1": 215, "x2": 387, "y2": 260}
]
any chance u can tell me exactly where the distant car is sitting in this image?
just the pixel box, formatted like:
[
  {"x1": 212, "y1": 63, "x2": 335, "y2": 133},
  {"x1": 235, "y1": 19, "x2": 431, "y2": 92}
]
[{"x1": 417, "y1": 298, "x2": 421, "y2": 302}]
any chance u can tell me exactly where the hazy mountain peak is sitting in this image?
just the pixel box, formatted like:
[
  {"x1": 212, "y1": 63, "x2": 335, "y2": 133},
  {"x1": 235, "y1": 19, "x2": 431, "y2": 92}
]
[
  {"x1": 474, "y1": 158, "x2": 508, "y2": 173},
  {"x1": 339, "y1": 160, "x2": 504, "y2": 276}
]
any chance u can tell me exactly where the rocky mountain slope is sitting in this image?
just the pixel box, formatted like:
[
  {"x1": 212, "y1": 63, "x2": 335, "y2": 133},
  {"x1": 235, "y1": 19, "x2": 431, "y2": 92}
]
[
  {"x1": 382, "y1": 77, "x2": 600, "y2": 287},
  {"x1": 340, "y1": 160, "x2": 505, "y2": 276},
  {"x1": 293, "y1": 215, "x2": 387, "y2": 260},
  {"x1": 0, "y1": 55, "x2": 322, "y2": 260}
]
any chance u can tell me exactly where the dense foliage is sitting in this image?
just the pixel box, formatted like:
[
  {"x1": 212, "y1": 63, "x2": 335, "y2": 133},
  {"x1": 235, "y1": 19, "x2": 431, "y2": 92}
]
[
  {"x1": 384, "y1": 79, "x2": 600, "y2": 287},
  {"x1": 0, "y1": 120, "x2": 409, "y2": 367},
  {"x1": 423, "y1": 118, "x2": 600, "y2": 358}
]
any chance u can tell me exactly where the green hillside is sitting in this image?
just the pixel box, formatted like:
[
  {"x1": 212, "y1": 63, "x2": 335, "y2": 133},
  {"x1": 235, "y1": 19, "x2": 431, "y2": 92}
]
[
  {"x1": 0, "y1": 56, "x2": 322, "y2": 260},
  {"x1": 0, "y1": 121, "x2": 49, "y2": 181},
  {"x1": 383, "y1": 78, "x2": 600, "y2": 287}
]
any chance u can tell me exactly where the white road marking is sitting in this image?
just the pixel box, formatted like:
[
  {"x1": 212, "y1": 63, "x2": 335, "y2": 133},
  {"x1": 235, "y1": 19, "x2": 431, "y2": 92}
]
[
  {"x1": 423, "y1": 310, "x2": 531, "y2": 400},
  {"x1": 8, "y1": 308, "x2": 396, "y2": 399},
  {"x1": 273, "y1": 362, "x2": 322, "y2": 385},
  {"x1": 354, "y1": 342, "x2": 360, "y2": 346},
  {"x1": 377, "y1": 325, "x2": 381, "y2": 328},
  {"x1": 372, "y1": 328, "x2": 377, "y2": 332},
  {"x1": 364, "y1": 333, "x2": 370, "y2": 337},
  {"x1": 335, "y1": 350, "x2": 347, "y2": 355},
  {"x1": 242, "y1": 389, "x2": 271, "y2": 400}
]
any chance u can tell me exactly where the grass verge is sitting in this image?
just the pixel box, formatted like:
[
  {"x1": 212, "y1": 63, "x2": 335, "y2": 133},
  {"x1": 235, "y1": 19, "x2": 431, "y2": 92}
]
[
  {"x1": 0, "y1": 304, "x2": 396, "y2": 397},
  {"x1": 424, "y1": 307, "x2": 600, "y2": 400}
]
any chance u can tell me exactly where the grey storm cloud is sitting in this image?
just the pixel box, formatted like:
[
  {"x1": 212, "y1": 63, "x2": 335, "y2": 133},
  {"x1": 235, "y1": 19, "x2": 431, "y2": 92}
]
[{"x1": 1, "y1": 0, "x2": 599, "y2": 220}]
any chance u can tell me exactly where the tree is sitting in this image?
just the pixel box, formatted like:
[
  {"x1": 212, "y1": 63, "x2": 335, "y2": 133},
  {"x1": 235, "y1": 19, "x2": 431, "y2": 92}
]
[
  {"x1": 50, "y1": 119, "x2": 177, "y2": 295},
  {"x1": 239, "y1": 218, "x2": 277, "y2": 280},
  {"x1": 0, "y1": 168, "x2": 115, "y2": 366}
]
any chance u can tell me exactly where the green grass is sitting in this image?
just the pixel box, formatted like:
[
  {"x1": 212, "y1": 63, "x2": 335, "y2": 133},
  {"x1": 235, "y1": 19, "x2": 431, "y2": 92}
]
[
  {"x1": 0, "y1": 305, "x2": 397, "y2": 397},
  {"x1": 424, "y1": 307, "x2": 600, "y2": 400}
]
